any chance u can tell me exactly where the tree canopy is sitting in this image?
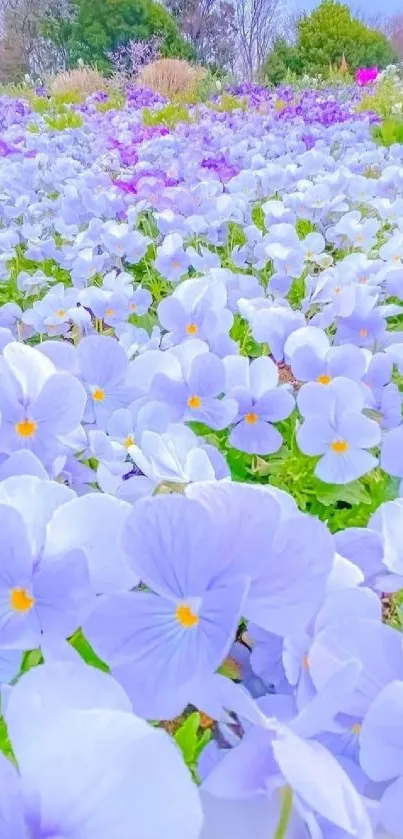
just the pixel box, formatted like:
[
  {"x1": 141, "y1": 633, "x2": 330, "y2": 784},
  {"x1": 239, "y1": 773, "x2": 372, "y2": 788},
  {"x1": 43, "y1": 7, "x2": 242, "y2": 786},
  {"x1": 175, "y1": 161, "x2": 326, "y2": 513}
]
[
  {"x1": 65, "y1": 0, "x2": 193, "y2": 71},
  {"x1": 264, "y1": 1, "x2": 397, "y2": 85}
]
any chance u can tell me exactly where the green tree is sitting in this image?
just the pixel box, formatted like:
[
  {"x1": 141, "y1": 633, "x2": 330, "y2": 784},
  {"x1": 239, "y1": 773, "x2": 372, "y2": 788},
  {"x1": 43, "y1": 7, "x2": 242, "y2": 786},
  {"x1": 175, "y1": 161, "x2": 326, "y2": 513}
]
[
  {"x1": 263, "y1": 37, "x2": 301, "y2": 86},
  {"x1": 263, "y1": 1, "x2": 397, "y2": 84},
  {"x1": 296, "y1": 1, "x2": 396, "y2": 77},
  {"x1": 66, "y1": 0, "x2": 193, "y2": 71}
]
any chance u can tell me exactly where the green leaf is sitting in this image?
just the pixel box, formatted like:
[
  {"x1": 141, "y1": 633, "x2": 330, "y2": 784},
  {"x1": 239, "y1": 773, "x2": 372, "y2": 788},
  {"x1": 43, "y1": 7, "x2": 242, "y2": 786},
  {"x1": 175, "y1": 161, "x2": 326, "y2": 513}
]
[
  {"x1": 174, "y1": 712, "x2": 200, "y2": 765},
  {"x1": 69, "y1": 629, "x2": 109, "y2": 672},
  {"x1": 194, "y1": 728, "x2": 212, "y2": 761},
  {"x1": 316, "y1": 481, "x2": 370, "y2": 507}
]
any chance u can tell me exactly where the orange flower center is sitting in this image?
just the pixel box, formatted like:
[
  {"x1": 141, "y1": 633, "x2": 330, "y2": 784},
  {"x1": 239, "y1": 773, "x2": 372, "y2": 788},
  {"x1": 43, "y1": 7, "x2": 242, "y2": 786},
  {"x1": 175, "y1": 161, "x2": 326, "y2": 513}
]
[
  {"x1": 92, "y1": 387, "x2": 105, "y2": 402},
  {"x1": 10, "y1": 587, "x2": 35, "y2": 612},
  {"x1": 15, "y1": 419, "x2": 37, "y2": 438},
  {"x1": 187, "y1": 395, "x2": 201, "y2": 409},
  {"x1": 317, "y1": 374, "x2": 332, "y2": 385},
  {"x1": 245, "y1": 412, "x2": 259, "y2": 424},
  {"x1": 186, "y1": 323, "x2": 198, "y2": 336},
  {"x1": 351, "y1": 723, "x2": 361, "y2": 735},
  {"x1": 359, "y1": 328, "x2": 368, "y2": 338},
  {"x1": 331, "y1": 439, "x2": 349, "y2": 454},
  {"x1": 176, "y1": 604, "x2": 199, "y2": 628}
]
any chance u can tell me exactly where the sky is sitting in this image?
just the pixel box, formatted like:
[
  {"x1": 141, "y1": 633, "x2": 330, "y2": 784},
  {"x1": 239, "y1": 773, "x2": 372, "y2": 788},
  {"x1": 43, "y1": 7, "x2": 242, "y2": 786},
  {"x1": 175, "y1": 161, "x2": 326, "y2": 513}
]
[{"x1": 292, "y1": 0, "x2": 402, "y2": 13}]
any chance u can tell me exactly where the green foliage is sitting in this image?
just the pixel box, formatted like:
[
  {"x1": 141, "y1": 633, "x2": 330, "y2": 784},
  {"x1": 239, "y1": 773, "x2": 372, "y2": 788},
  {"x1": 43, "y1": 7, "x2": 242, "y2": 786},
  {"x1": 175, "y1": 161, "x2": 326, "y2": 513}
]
[
  {"x1": 296, "y1": 1, "x2": 396, "y2": 78},
  {"x1": 210, "y1": 93, "x2": 247, "y2": 112},
  {"x1": 96, "y1": 91, "x2": 125, "y2": 112},
  {"x1": 174, "y1": 712, "x2": 212, "y2": 777},
  {"x1": 142, "y1": 103, "x2": 191, "y2": 128},
  {"x1": 66, "y1": 0, "x2": 192, "y2": 72},
  {"x1": 44, "y1": 110, "x2": 84, "y2": 131},
  {"x1": 69, "y1": 629, "x2": 110, "y2": 671},
  {"x1": 263, "y1": 38, "x2": 301, "y2": 87},
  {"x1": 372, "y1": 118, "x2": 403, "y2": 147},
  {"x1": 358, "y1": 75, "x2": 403, "y2": 118},
  {"x1": 264, "y1": 1, "x2": 397, "y2": 84}
]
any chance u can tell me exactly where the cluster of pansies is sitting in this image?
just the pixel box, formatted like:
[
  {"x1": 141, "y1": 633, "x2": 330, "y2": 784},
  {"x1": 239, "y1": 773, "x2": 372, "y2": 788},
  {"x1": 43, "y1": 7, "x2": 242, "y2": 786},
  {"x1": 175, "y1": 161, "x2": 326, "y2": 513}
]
[{"x1": 1, "y1": 78, "x2": 403, "y2": 837}]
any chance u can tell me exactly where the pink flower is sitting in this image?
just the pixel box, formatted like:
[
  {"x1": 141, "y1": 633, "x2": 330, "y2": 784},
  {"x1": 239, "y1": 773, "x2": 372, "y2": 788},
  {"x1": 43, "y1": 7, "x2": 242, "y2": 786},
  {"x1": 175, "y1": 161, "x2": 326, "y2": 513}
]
[{"x1": 355, "y1": 67, "x2": 379, "y2": 87}]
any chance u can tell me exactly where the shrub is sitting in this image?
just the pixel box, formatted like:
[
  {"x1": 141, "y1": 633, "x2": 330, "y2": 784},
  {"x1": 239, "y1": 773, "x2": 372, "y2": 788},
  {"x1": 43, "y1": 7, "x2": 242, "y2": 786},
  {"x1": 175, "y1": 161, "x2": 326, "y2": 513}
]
[
  {"x1": 142, "y1": 102, "x2": 191, "y2": 127},
  {"x1": 49, "y1": 67, "x2": 107, "y2": 98},
  {"x1": 372, "y1": 118, "x2": 403, "y2": 147},
  {"x1": 137, "y1": 58, "x2": 205, "y2": 98},
  {"x1": 358, "y1": 75, "x2": 403, "y2": 119},
  {"x1": 264, "y1": 1, "x2": 397, "y2": 84},
  {"x1": 66, "y1": 0, "x2": 193, "y2": 73}
]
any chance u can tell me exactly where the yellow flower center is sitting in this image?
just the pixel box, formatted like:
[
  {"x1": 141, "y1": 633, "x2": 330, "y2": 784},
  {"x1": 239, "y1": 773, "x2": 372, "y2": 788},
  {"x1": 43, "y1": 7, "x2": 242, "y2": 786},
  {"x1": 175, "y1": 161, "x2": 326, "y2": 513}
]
[
  {"x1": 359, "y1": 328, "x2": 368, "y2": 338},
  {"x1": 186, "y1": 323, "x2": 198, "y2": 336},
  {"x1": 331, "y1": 439, "x2": 349, "y2": 454},
  {"x1": 351, "y1": 723, "x2": 361, "y2": 735},
  {"x1": 56, "y1": 309, "x2": 66, "y2": 317},
  {"x1": 92, "y1": 387, "x2": 105, "y2": 402},
  {"x1": 317, "y1": 374, "x2": 332, "y2": 385},
  {"x1": 10, "y1": 587, "x2": 35, "y2": 612},
  {"x1": 105, "y1": 308, "x2": 115, "y2": 318},
  {"x1": 176, "y1": 603, "x2": 199, "y2": 628},
  {"x1": 187, "y1": 395, "x2": 201, "y2": 409},
  {"x1": 124, "y1": 435, "x2": 134, "y2": 449},
  {"x1": 245, "y1": 412, "x2": 259, "y2": 424},
  {"x1": 15, "y1": 418, "x2": 37, "y2": 438}
]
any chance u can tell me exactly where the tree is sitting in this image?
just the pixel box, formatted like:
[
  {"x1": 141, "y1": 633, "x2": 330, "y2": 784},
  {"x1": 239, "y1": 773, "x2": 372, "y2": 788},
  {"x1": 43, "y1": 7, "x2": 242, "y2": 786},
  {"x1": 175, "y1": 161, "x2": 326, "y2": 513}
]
[
  {"x1": 263, "y1": 36, "x2": 300, "y2": 86},
  {"x1": 234, "y1": 0, "x2": 286, "y2": 81},
  {"x1": 295, "y1": 1, "x2": 397, "y2": 78},
  {"x1": 66, "y1": 0, "x2": 192, "y2": 72},
  {"x1": 165, "y1": 0, "x2": 237, "y2": 71},
  {"x1": 388, "y1": 15, "x2": 403, "y2": 59},
  {"x1": 0, "y1": 0, "x2": 74, "y2": 77}
]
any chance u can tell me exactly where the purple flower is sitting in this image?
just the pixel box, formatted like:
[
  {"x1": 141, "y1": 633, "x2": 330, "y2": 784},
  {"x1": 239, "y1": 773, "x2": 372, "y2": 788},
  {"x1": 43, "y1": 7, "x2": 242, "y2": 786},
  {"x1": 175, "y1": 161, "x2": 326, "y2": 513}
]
[
  {"x1": 84, "y1": 494, "x2": 249, "y2": 719},
  {"x1": 0, "y1": 476, "x2": 92, "y2": 649},
  {"x1": 0, "y1": 343, "x2": 86, "y2": 465},
  {"x1": 1, "y1": 661, "x2": 202, "y2": 839},
  {"x1": 285, "y1": 326, "x2": 366, "y2": 384},
  {"x1": 154, "y1": 233, "x2": 190, "y2": 283},
  {"x1": 76, "y1": 335, "x2": 139, "y2": 430},
  {"x1": 297, "y1": 378, "x2": 381, "y2": 483},
  {"x1": 225, "y1": 356, "x2": 294, "y2": 455},
  {"x1": 187, "y1": 481, "x2": 334, "y2": 636},
  {"x1": 150, "y1": 344, "x2": 237, "y2": 431}
]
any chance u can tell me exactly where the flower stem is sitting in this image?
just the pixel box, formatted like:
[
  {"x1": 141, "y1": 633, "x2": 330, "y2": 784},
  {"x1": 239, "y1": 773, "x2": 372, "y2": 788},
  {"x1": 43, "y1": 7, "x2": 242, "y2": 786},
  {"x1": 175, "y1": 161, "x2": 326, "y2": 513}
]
[{"x1": 273, "y1": 786, "x2": 293, "y2": 839}]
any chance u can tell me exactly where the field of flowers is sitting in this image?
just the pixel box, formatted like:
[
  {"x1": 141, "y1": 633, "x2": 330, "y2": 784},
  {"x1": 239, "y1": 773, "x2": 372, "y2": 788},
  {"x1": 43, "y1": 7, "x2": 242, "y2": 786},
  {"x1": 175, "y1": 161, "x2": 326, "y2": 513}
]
[{"x1": 1, "y1": 73, "x2": 403, "y2": 837}]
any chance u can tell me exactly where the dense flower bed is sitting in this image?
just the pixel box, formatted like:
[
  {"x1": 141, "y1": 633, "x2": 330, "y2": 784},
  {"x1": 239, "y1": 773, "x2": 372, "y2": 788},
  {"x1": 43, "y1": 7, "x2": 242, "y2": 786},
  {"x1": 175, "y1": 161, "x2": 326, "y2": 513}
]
[{"x1": 0, "y1": 81, "x2": 403, "y2": 838}]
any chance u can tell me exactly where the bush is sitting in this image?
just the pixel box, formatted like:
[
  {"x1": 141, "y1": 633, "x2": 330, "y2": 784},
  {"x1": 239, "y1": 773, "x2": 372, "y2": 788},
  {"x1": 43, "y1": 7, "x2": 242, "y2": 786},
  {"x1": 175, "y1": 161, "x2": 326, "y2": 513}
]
[
  {"x1": 66, "y1": 0, "x2": 193, "y2": 73},
  {"x1": 49, "y1": 67, "x2": 107, "y2": 97},
  {"x1": 137, "y1": 59, "x2": 206, "y2": 98},
  {"x1": 263, "y1": 1, "x2": 397, "y2": 85},
  {"x1": 372, "y1": 117, "x2": 403, "y2": 147},
  {"x1": 297, "y1": 1, "x2": 397, "y2": 78},
  {"x1": 142, "y1": 102, "x2": 191, "y2": 127}
]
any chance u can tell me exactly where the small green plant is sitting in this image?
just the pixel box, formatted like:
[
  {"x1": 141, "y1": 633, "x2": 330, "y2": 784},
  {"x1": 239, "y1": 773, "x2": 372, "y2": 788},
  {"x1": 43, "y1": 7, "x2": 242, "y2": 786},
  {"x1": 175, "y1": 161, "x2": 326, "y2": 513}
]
[
  {"x1": 96, "y1": 92, "x2": 125, "y2": 112},
  {"x1": 31, "y1": 96, "x2": 50, "y2": 114},
  {"x1": 372, "y1": 118, "x2": 403, "y2": 148},
  {"x1": 51, "y1": 90, "x2": 84, "y2": 106},
  {"x1": 210, "y1": 93, "x2": 247, "y2": 112},
  {"x1": 44, "y1": 111, "x2": 84, "y2": 131},
  {"x1": 358, "y1": 76, "x2": 403, "y2": 119},
  {"x1": 142, "y1": 103, "x2": 191, "y2": 128}
]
